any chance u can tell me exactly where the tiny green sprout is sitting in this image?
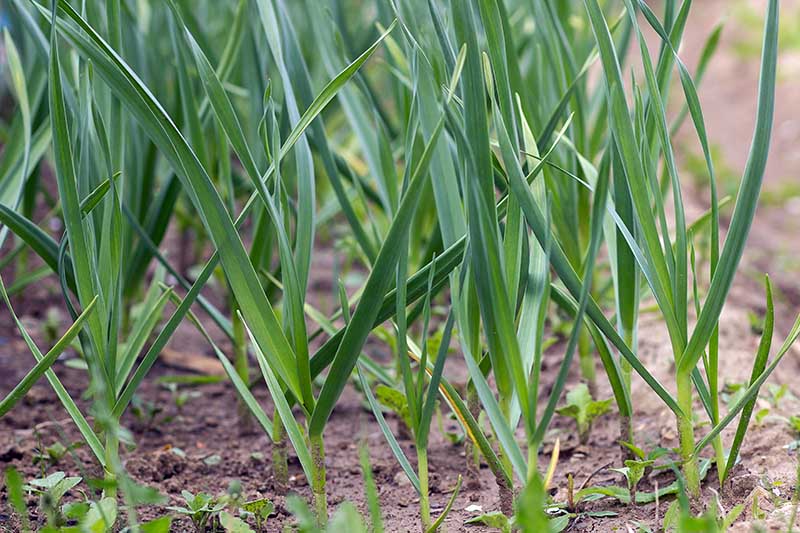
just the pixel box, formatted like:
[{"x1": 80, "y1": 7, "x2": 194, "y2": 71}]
[
  {"x1": 752, "y1": 490, "x2": 767, "y2": 521},
  {"x1": 226, "y1": 479, "x2": 243, "y2": 503},
  {"x1": 220, "y1": 511, "x2": 254, "y2": 533},
  {"x1": 167, "y1": 490, "x2": 226, "y2": 532},
  {"x1": 161, "y1": 382, "x2": 201, "y2": 412},
  {"x1": 766, "y1": 383, "x2": 792, "y2": 408},
  {"x1": 789, "y1": 415, "x2": 800, "y2": 435},
  {"x1": 33, "y1": 441, "x2": 82, "y2": 467},
  {"x1": 465, "y1": 511, "x2": 512, "y2": 533},
  {"x1": 611, "y1": 459, "x2": 654, "y2": 505},
  {"x1": 42, "y1": 307, "x2": 63, "y2": 346},
  {"x1": 204, "y1": 454, "x2": 222, "y2": 467},
  {"x1": 748, "y1": 310, "x2": 766, "y2": 335},
  {"x1": 240, "y1": 498, "x2": 274, "y2": 531},
  {"x1": 374, "y1": 385, "x2": 413, "y2": 432},
  {"x1": 130, "y1": 395, "x2": 172, "y2": 429},
  {"x1": 556, "y1": 384, "x2": 613, "y2": 445},
  {"x1": 24, "y1": 472, "x2": 82, "y2": 528}
]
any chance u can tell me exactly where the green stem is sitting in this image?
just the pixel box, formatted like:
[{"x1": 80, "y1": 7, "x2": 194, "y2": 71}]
[
  {"x1": 465, "y1": 382, "x2": 481, "y2": 481},
  {"x1": 709, "y1": 328, "x2": 726, "y2": 485},
  {"x1": 526, "y1": 441, "x2": 539, "y2": 482},
  {"x1": 578, "y1": 327, "x2": 597, "y2": 396},
  {"x1": 103, "y1": 432, "x2": 118, "y2": 500},
  {"x1": 677, "y1": 371, "x2": 700, "y2": 499},
  {"x1": 231, "y1": 307, "x2": 252, "y2": 432},
  {"x1": 621, "y1": 329, "x2": 635, "y2": 460},
  {"x1": 418, "y1": 448, "x2": 431, "y2": 531},
  {"x1": 496, "y1": 397, "x2": 514, "y2": 517},
  {"x1": 310, "y1": 433, "x2": 328, "y2": 527},
  {"x1": 272, "y1": 408, "x2": 288, "y2": 491}
]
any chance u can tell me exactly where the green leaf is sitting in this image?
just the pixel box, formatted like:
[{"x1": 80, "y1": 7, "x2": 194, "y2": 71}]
[
  {"x1": 219, "y1": 511, "x2": 254, "y2": 533},
  {"x1": 0, "y1": 278, "x2": 97, "y2": 416},
  {"x1": 721, "y1": 277, "x2": 774, "y2": 481},
  {"x1": 555, "y1": 384, "x2": 613, "y2": 444},
  {"x1": 678, "y1": 0, "x2": 780, "y2": 373},
  {"x1": 466, "y1": 511, "x2": 511, "y2": 532},
  {"x1": 79, "y1": 497, "x2": 117, "y2": 533},
  {"x1": 358, "y1": 367, "x2": 421, "y2": 494}
]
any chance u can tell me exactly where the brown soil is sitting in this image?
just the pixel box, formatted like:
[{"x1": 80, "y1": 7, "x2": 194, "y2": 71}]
[{"x1": 3, "y1": 1, "x2": 800, "y2": 532}]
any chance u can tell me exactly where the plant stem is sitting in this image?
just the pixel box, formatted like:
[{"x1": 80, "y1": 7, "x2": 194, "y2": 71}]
[
  {"x1": 676, "y1": 371, "x2": 700, "y2": 499},
  {"x1": 496, "y1": 397, "x2": 514, "y2": 517},
  {"x1": 103, "y1": 432, "x2": 119, "y2": 500},
  {"x1": 578, "y1": 327, "x2": 597, "y2": 396},
  {"x1": 621, "y1": 330, "x2": 635, "y2": 461},
  {"x1": 231, "y1": 307, "x2": 252, "y2": 433},
  {"x1": 272, "y1": 408, "x2": 288, "y2": 491},
  {"x1": 418, "y1": 447, "x2": 431, "y2": 531},
  {"x1": 709, "y1": 329, "x2": 726, "y2": 485},
  {"x1": 310, "y1": 433, "x2": 328, "y2": 526},
  {"x1": 464, "y1": 382, "x2": 481, "y2": 488},
  {"x1": 526, "y1": 441, "x2": 539, "y2": 482}
]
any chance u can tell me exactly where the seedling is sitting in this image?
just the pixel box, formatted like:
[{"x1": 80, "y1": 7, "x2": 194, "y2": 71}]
[
  {"x1": 130, "y1": 396, "x2": 172, "y2": 430},
  {"x1": 24, "y1": 471, "x2": 82, "y2": 528},
  {"x1": 375, "y1": 385, "x2": 413, "y2": 435},
  {"x1": 166, "y1": 491, "x2": 226, "y2": 532},
  {"x1": 556, "y1": 384, "x2": 613, "y2": 445},
  {"x1": 612, "y1": 459, "x2": 655, "y2": 505},
  {"x1": 32, "y1": 441, "x2": 82, "y2": 467},
  {"x1": 240, "y1": 499, "x2": 274, "y2": 532}
]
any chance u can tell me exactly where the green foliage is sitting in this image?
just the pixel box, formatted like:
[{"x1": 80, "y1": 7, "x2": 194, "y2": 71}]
[
  {"x1": 4, "y1": 468, "x2": 30, "y2": 531},
  {"x1": 219, "y1": 511, "x2": 255, "y2": 533},
  {"x1": 375, "y1": 385, "x2": 413, "y2": 430},
  {"x1": 611, "y1": 459, "x2": 654, "y2": 503},
  {"x1": 22, "y1": 472, "x2": 82, "y2": 528},
  {"x1": 556, "y1": 384, "x2": 613, "y2": 444},
  {"x1": 0, "y1": 0, "x2": 794, "y2": 528},
  {"x1": 32, "y1": 441, "x2": 82, "y2": 467},
  {"x1": 166, "y1": 491, "x2": 226, "y2": 532}
]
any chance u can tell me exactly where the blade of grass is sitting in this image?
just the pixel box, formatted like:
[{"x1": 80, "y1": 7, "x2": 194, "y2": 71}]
[
  {"x1": 721, "y1": 276, "x2": 774, "y2": 481},
  {"x1": 0, "y1": 289, "x2": 97, "y2": 416},
  {"x1": 0, "y1": 273, "x2": 105, "y2": 464}
]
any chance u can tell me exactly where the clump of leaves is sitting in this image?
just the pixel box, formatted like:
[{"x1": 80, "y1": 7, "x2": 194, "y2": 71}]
[
  {"x1": 58, "y1": 497, "x2": 118, "y2": 533},
  {"x1": 556, "y1": 384, "x2": 613, "y2": 444},
  {"x1": 374, "y1": 385, "x2": 412, "y2": 433},
  {"x1": 663, "y1": 490, "x2": 743, "y2": 532},
  {"x1": 612, "y1": 459, "x2": 655, "y2": 505},
  {"x1": 239, "y1": 498, "x2": 274, "y2": 531},
  {"x1": 166, "y1": 490, "x2": 226, "y2": 532},
  {"x1": 24, "y1": 471, "x2": 82, "y2": 528},
  {"x1": 788, "y1": 416, "x2": 800, "y2": 435}
]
